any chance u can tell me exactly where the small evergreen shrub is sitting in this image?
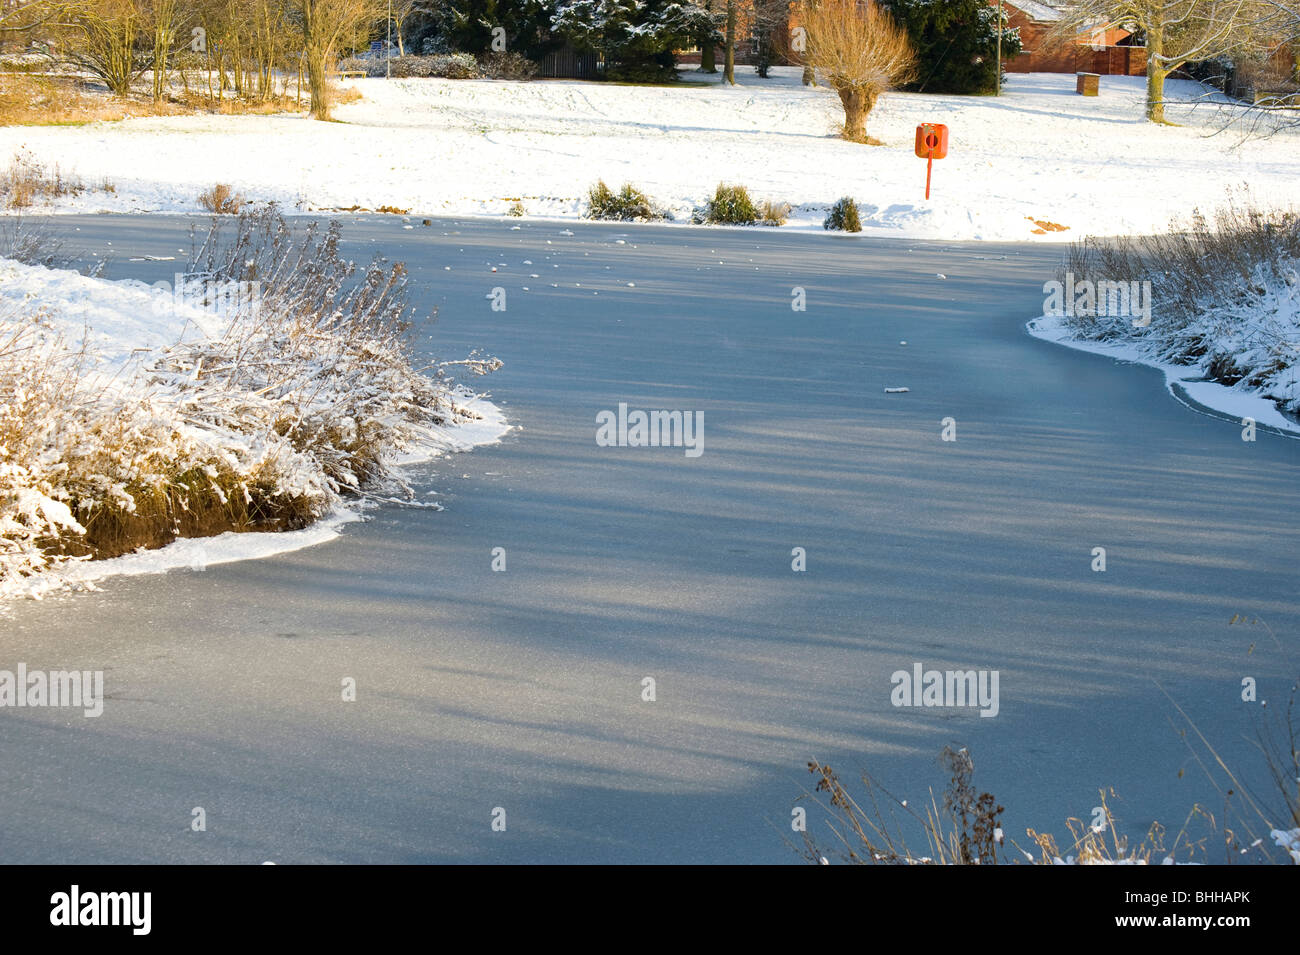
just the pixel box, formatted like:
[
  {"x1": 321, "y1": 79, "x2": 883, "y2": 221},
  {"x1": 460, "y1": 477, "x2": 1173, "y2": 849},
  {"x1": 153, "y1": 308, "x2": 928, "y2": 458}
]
[
  {"x1": 705, "y1": 183, "x2": 758, "y2": 225},
  {"x1": 586, "y1": 180, "x2": 661, "y2": 220},
  {"x1": 824, "y1": 197, "x2": 862, "y2": 232}
]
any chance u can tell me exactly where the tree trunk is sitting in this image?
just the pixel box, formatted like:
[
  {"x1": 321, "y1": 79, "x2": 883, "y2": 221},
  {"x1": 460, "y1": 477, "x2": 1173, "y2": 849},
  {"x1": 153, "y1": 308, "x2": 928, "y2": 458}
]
[
  {"x1": 306, "y1": 54, "x2": 330, "y2": 119},
  {"x1": 302, "y1": 1, "x2": 332, "y2": 121},
  {"x1": 701, "y1": 33, "x2": 716, "y2": 72},
  {"x1": 1145, "y1": 23, "x2": 1167, "y2": 123},
  {"x1": 723, "y1": 0, "x2": 735, "y2": 85},
  {"x1": 838, "y1": 85, "x2": 866, "y2": 142},
  {"x1": 802, "y1": 64, "x2": 814, "y2": 86}
]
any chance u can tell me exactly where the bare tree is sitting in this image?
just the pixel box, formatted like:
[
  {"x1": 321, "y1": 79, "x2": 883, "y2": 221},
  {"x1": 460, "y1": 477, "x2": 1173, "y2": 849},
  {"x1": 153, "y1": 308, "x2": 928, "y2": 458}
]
[
  {"x1": 298, "y1": 0, "x2": 381, "y2": 120},
  {"x1": 1052, "y1": 1, "x2": 1275, "y2": 124},
  {"x1": 390, "y1": 0, "x2": 416, "y2": 55},
  {"x1": 752, "y1": 0, "x2": 787, "y2": 77},
  {"x1": 143, "y1": 0, "x2": 189, "y2": 102},
  {"x1": 0, "y1": 0, "x2": 64, "y2": 38},
  {"x1": 798, "y1": 0, "x2": 915, "y2": 143},
  {"x1": 65, "y1": 0, "x2": 148, "y2": 97}
]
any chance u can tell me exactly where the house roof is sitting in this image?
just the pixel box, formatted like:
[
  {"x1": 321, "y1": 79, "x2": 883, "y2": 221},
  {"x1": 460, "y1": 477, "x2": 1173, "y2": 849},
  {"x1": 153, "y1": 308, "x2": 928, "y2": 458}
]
[{"x1": 1004, "y1": 1, "x2": 1065, "y2": 22}]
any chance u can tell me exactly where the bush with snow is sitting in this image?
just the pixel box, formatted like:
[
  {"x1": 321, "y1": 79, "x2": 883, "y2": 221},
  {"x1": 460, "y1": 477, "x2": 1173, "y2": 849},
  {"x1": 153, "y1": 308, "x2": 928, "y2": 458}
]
[
  {"x1": 1060, "y1": 199, "x2": 1300, "y2": 418},
  {"x1": 0, "y1": 208, "x2": 500, "y2": 598},
  {"x1": 338, "y1": 54, "x2": 480, "y2": 79}
]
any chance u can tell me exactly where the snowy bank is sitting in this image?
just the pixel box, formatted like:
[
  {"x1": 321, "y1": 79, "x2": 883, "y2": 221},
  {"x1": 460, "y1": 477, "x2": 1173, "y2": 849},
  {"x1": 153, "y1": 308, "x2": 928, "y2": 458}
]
[
  {"x1": 1028, "y1": 312, "x2": 1300, "y2": 435},
  {"x1": 2, "y1": 70, "x2": 1298, "y2": 241},
  {"x1": 0, "y1": 232, "x2": 506, "y2": 600},
  {"x1": 1028, "y1": 205, "x2": 1300, "y2": 435}
]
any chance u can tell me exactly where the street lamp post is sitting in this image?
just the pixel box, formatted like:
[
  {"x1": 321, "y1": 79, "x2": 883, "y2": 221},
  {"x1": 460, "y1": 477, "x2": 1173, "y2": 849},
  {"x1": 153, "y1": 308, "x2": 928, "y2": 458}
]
[{"x1": 387, "y1": 0, "x2": 392, "y2": 79}]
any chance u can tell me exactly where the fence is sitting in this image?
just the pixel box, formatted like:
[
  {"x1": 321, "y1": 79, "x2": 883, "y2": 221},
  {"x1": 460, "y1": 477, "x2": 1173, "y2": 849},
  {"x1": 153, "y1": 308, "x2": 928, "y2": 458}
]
[{"x1": 538, "y1": 47, "x2": 602, "y2": 79}]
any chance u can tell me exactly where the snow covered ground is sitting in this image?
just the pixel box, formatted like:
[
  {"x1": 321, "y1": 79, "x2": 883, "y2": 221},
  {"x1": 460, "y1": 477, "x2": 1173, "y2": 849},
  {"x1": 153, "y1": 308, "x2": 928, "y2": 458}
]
[
  {"x1": 2, "y1": 68, "x2": 1298, "y2": 240},
  {"x1": 0, "y1": 255, "x2": 508, "y2": 600}
]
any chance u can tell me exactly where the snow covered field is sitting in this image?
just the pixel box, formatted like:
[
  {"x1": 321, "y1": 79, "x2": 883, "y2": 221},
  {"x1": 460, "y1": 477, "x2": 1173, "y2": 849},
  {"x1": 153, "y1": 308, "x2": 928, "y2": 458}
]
[{"x1": 3, "y1": 68, "x2": 1298, "y2": 240}]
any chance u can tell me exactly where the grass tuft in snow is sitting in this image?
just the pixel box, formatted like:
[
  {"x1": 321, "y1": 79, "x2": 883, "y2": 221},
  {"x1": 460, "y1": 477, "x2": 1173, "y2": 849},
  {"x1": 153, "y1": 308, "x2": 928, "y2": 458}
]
[
  {"x1": 197, "y1": 183, "x2": 246, "y2": 215},
  {"x1": 0, "y1": 149, "x2": 93, "y2": 210},
  {"x1": 585, "y1": 180, "x2": 665, "y2": 222}
]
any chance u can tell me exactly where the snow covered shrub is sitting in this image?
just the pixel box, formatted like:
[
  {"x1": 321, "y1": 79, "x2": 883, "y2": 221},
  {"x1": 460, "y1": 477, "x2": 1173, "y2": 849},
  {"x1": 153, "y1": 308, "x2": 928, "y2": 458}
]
[
  {"x1": 477, "y1": 52, "x2": 538, "y2": 80},
  {"x1": 1061, "y1": 197, "x2": 1300, "y2": 415},
  {"x1": 0, "y1": 207, "x2": 501, "y2": 595},
  {"x1": 824, "y1": 197, "x2": 862, "y2": 232},
  {"x1": 338, "y1": 54, "x2": 480, "y2": 79},
  {"x1": 703, "y1": 183, "x2": 757, "y2": 225},
  {"x1": 178, "y1": 206, "x2": 501, "y2": 495},
  {"x1": 0, "y1": 316, "x2": 89, "y2": 590},
  {"x1": 585, "y1": 180, "x2": 662, "y2": 221},
  {"x1": 0, "y1": 218, "x2": 70, "y2": 270}
]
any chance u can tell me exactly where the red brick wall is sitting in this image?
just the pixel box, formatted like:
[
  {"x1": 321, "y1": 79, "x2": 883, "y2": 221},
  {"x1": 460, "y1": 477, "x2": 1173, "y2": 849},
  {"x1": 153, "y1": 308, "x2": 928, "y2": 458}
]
[
  {"x1": 1003, "y1": 5, "x2": 1145, "y2": 75},
  {"x1": 1005, "y1": 44, "x2": 1146, "y2": 76}
]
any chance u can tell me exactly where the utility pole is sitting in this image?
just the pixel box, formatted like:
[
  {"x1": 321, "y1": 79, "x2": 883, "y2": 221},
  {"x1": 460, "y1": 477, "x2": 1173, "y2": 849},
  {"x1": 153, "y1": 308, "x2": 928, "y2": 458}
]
[{"x1": 995, "y1": 0, "x2": 1003, "y2": 95}]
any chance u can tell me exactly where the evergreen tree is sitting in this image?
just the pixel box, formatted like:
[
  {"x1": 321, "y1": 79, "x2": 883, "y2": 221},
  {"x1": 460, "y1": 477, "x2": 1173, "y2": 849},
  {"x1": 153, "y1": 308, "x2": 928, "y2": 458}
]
[
  {"x1": 419, "y1": 0, "x2": 557, "y2": 58},
  {"x1": 553, "y1": 0, "x2": 717, "y2": 81},
  {"x1": 881, "y1": 0, "x2": 1021, "y2": 94}
]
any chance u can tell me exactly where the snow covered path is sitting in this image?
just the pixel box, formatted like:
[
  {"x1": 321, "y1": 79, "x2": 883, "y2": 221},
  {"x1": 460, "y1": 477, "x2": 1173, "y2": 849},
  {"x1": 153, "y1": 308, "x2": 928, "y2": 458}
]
[
  {"x1": 3, "y1": 69, "x2": 1298, "y2": 240},
  {"x1": 2, "y1": 216, "x2": 1297, "y2": 862}
]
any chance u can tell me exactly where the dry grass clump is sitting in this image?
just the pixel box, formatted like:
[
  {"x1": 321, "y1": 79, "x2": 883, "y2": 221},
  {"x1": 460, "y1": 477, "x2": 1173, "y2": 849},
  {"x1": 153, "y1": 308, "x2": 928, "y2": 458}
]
[
  {"x1": 797, "y1": 747, "x2": 1004, "y2": 864},
  {"x1": 0, "y1": 73, "x2": 301, "y2": 125},
  {"x1": 330, "y1": 82, "x2": 364, "y2": 106},
  {"x1": 0, "y1": 151, "x2": 86, "y2": 209},
  {"x1": 197, "y1": 183, "x2": 245, "y2": 215},
  {"x1": 759, "y1": 199, "x2": 791, "y2": 226},
  {"x1": 0, "y1": 74, "x2": 134, "y2": 124}
]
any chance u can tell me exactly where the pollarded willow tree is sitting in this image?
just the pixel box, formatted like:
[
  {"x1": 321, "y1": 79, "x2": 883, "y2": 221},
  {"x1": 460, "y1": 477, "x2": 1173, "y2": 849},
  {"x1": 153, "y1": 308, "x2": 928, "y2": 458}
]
[
  {"x1": 1051, "y1": 0, "x2": 1275, "y2": 123},
  {"x1": 797, "y1": 0, "x2": 916, "y2": 143}
]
